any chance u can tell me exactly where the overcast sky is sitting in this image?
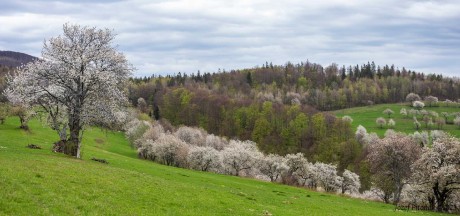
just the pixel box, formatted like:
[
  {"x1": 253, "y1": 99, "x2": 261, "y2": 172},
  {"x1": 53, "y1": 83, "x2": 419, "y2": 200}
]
[{"x1": 1, "y1": 0, "x2": 459, "y2": 77}]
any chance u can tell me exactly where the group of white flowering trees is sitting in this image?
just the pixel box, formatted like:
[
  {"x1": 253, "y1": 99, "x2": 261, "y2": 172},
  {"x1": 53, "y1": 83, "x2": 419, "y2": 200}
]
[
  {"x1": 358, "y1": 124, "x2": 460, "y2": 212},
  {"x1": 126, "y1": 118, "x2": 361, "y2": 194},
  {"x1": 4, "y1": 24, "x2": 132, "y2": 158}
]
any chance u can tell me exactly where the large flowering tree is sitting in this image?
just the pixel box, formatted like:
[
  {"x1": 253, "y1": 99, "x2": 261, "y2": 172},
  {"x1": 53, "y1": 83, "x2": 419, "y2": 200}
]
[
  {"x1": 368, "y1": 132, "x2": 421, "y2": 204},
  {"x1": 411, "y1": 136, "x2": 460, "y2": 212},
  {"x1": 4, "y1": 24, "x2": 132, "y2": 158}
]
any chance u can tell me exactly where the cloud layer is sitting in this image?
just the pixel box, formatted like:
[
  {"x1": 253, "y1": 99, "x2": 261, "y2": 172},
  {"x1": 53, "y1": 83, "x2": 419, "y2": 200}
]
[{"x1": 1, "y1": 0, "x2": 459, "y2": 77}]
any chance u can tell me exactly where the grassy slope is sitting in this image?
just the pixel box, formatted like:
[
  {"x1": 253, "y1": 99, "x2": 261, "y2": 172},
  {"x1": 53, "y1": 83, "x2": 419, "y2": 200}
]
[
  {"x1": 0, "y1": 117, "x2": 445, "y2": 216},
  {"x1": 334, "y1": 103, "x2": 460, "y2": 137}
]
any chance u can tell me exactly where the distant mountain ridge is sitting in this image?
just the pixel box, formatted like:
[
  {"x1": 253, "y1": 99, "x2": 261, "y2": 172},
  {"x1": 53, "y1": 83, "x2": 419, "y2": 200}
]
[{"x1": 0, "y1": 51, "x2": 38, "y2": 67}]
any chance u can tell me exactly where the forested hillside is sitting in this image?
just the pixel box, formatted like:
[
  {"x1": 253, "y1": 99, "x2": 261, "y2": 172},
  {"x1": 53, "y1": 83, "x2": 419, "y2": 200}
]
[
  {"x1": 127, "y1": 61, "x2": 460, "y2": 172},
  {"x1": 130, "y1": 61, "x2": 460, "y2": 111}
]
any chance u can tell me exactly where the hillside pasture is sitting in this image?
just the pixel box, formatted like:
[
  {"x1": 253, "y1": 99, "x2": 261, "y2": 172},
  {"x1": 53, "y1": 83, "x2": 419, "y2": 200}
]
[
  {"x1": 334, "y1": 103, "x2": 460, "y2": 137},
  {"x1": 0, "y1": 117, "x2": 447, "y2": 215}
]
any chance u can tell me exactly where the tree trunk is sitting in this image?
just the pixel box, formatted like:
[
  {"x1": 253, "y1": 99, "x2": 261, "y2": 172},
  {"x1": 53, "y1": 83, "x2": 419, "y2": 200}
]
[
  {"x1": 433, "y1": 183, "x2": 447, "y2": 212},
  {"x1": 393, "y1": 184, "x2": 403, "y2": 205},
  {"x1": 58, "y1": 125, "x2": 67, "y2": 141},
  {"x1": 67, "y1": 107, "x2": 82, "y2": 158},
  {"x1": 19, "y1": 115, "x2": 28, "y2": 130}
]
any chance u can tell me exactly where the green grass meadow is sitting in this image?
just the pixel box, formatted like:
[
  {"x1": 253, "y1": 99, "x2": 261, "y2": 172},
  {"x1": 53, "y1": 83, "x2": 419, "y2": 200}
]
[
  {"x1": 0, "y1": 117, "x2": 447, "y2": 215},
  {"x1": 334, "y1": 103, "x2": 460, "y2": 137}
]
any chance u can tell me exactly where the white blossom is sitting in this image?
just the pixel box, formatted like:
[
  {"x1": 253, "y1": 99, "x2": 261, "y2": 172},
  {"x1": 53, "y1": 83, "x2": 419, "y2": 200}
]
[
  {"x1": 387, "y1": 119, "x2": 395, "y2": 129},
  {"x1": 406, "y1": 93, "x2": 421, "y2": 103},
  {"x1": 376, "y1": 117, "x2": 386, "y2": 128},
  {"x1": 149, "y1": 133, "x2": 189, "y2": 167},
  {"x1": 314, "y1": 162, "x2": 342, "y2": 192},
  {"x1": 400, "y1": 108, "x2": 407, "y2": 117},
  {"x1": 174, "y1": 126, "x2": 206, "y2": 146},
  {"x1": 5, "y1": 24, "x2": 133, "y2": 158},
  {"x1": 205, "y1": 134, "x2": 227, "y2": 150},
  {"x1": 411, "y1": 136, "x2": 460, "y2": 212},
  {"x1": 187, "y1": 146, "x2": 221, "y2": 172},
  {"x1": 413, "y1": 101, "x2": 425, "y2": 110},
  {"x1": 355, "y1": 125, "x2": 367, "y2": 145},
  {"x1": 258, "y1": 154, "x2": 289, "y2": 182},
  {"x1": 221, "y1": 140, "x2": 262, "y2": 176},
  {"x1": 341, "y1": 169, "x2": 361, "y2": 195},
  {"x1": 341, "y1": 115, "x2": 353, "y2": 124}
]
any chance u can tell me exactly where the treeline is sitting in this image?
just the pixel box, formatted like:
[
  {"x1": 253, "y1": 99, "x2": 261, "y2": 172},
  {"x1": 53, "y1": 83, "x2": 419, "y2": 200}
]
[{"x1": 130, "y1": 61, "x2": 460, "y2": 111}]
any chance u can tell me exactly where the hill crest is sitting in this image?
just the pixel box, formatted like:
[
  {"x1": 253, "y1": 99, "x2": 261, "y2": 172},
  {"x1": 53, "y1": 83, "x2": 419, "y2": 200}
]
[{"x1": 0, "y1": 50, "x2": 38, "y2": 67}]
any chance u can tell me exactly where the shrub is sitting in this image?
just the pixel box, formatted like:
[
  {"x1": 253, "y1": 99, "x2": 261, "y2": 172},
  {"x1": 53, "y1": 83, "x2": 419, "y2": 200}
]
[
  {"x1": 149, "y1": 133, "x2": 189, "y2": 167},
  {"x1": 406, "y1": 93, "x2": 421, "y2": 103},
  {"x1": 363, "y1": 132, "x2": 379, "y2": 146},
  {"x1": 258, "y1": 154, "x2": 288, "y2": 182},
  {"x1": 383, "y1": 108, "x2": 394, "y2": 118},
  {"x1": 314, "y1": 162, "x2": 342, "y2": 193},
  {"x1": 408, "y1": 109, "x2": 418, "y2": 118},
  {"x1": 205, "y1": 134, "x2": 227, "y2": 150},
  {"x1": 124, "y1": 119, "x2": 149, "y2": 146},
  {"x1": 387, "y1": 119, "x2": 395, "y2": 129},
  {"x1": 376, "y1": 117, "x2": 386, "y2": 129},
  {"x1": 174, "y1": 126, "x2": 206, "y2": 146},
  {"x1": 454, "y1": 116, "x2": 460, "y2": 129},
  {"x1": 400, "y1": 108, "x2": 407, "y2": 118},
  {"x1": 412, "y1": 101, "x2": 425, "y2": 110},
  {"x1": 355, "y1": 125, "x2": 367, "y2": 145},
  {"x1": 221, "y1": 140, "x2": 262, "y2": 176},
  {"x1": 341, "y1": 169, "x2": 361, "y2": 195},
  {"x1": 341, "y1": 115, "x2": 353, "y2": 124},
  {"x1": 413, "y1": 120, "x2": 421, "y2": 130},
  {"x1": 424, "y1": 96, "x2": 438, "y2": 107},
  {"x1": 411, "y1": 131, "x2": 429, "y2": 147},
  {"x1": 435, "y1": 118, "x2": 445, "y2": 129},
  {"x1": 187, "y1": 146, "x2": 221, "y2": 172}
]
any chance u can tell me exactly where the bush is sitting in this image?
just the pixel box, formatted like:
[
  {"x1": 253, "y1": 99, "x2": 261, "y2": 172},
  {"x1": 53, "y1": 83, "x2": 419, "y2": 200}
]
[
  {"x1": 383, "y1": 108, "x2": 394, "y2": 118},
  {"x1": 141, "y1": 133, "x2": 189, "y2": 167},
  {"x1": 387, "y1": 119, "x2": 395, "y2": 129},
  {"x1": 258, "y1": 154, "x2": 288, "y2": 182},
  {"x1": 174, "y1": 126, "x2": 206, "y2": 146},
  {"x1": 124, "y1": 119, "x2": 150, "y2": 146},
  {"x1": 406, "y1": 93, "x2": 421, "y2": 103},
  {"x1": 400, "y1": 108, "x2": 407, "y2": 118},
  {"x1": 424, "y1": 96, "x2": 438, "y2": 107},
  {"x1": 205, "y1": 134, "x2": 227, "y2": 150},
  {"x1": 355, "y1": 125, "x2": 367, "y2": 145},
  {"x1": 221, "y1": 140, "x2": 262, "y2": 176},
  {"x1": 412, "y1": 101, "x2": 425, "y2": 110},
  {"x1": 187, "y1": 146, "x2": 221, "y2": 172},
  {"x1": 142, "y1": 123, "x2": 165, "y2": 141},
  {"x1": 341, "y1": 115, "x2": 353, "y2": 124},
  {"x1": 314, "y1": 162, "x2": 342, "y2": 192},
  {"x1": 454, "y1": 116, "x2": 460, "y2": 129},
  {"x1": 376, "y1": 117, "x2": 386, "y2": 129}
]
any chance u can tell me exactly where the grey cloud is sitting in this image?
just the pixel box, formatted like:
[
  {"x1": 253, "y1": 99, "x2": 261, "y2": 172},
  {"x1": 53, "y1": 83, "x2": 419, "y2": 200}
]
[{"x1": 1, "y1": 0, "x2": 459, "y2": 77}]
